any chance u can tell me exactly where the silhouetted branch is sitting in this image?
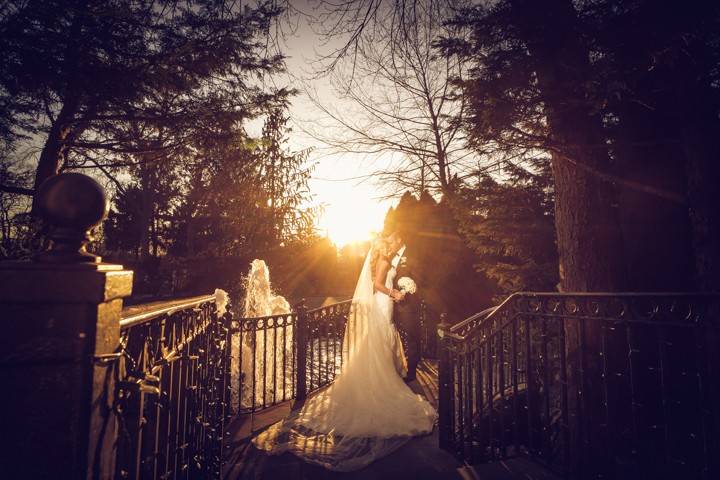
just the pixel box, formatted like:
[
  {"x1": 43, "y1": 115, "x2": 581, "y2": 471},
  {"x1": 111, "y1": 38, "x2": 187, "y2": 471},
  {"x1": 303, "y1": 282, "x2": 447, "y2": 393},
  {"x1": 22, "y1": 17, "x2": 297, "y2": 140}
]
[{"x1": 0, "y1": 183, "x2": 34, "y2": 196}]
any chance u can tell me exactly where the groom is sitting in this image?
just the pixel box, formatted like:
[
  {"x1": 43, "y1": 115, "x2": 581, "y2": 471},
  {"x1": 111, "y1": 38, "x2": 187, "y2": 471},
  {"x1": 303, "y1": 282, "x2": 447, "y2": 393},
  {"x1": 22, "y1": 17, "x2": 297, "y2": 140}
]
[{"x1": 390, "y1": 229, "x2": 422, "y2": 381}]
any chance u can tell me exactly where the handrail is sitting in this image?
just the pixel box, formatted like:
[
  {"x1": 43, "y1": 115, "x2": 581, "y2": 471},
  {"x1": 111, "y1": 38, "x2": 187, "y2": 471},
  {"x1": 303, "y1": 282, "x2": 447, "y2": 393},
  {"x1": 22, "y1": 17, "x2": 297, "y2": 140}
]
[
  {"x1": 235, "y1": 310, "x2": 297, "y2": 323},
  {"x1": 306, "y1": 299, "x2": 352, "y2": 314},
  {"x1": 120, "y1": 294, "x2": 217, "y2": 329},
  {"x1": 115, "y1": 292, "x2": 229, "y2": 478},
  {"x1": 447, "y1": 291, "x2": 720, "y2": 340},
  {"x1": 438, "y1": 291, "x2": 720, "y2": 474},
  {"x1": 449, "y1": 304, "x2": 501, "y2": 334}
]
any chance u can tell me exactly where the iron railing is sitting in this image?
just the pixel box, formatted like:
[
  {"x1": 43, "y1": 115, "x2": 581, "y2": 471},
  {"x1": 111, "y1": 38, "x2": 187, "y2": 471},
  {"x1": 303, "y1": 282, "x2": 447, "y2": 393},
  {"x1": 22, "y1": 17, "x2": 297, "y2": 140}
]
[
  {"x1": 233, "y1": 298, "x2": 439, "y2": 412},
  {"x1": 438, "y1": 292, "x2": 720, "y2": 479},
  {"x1": 231, "y1": 300, "x2": 353, "y2": 412},
  {"x1": 232, "y1": 300, "x2": 438, "y2": 414},
  {"x1": 303, "y1": 300, "x2": 352, "y2": 396},
  {"x1": 233, "y1": 310, "x2": 297, "y2": 413},
  {"x1": 419, "y1": 300, "x2": 442, "y2": 359},
  {"x1": 114, "y1": 294, "x2": 233, "y2": 480}
]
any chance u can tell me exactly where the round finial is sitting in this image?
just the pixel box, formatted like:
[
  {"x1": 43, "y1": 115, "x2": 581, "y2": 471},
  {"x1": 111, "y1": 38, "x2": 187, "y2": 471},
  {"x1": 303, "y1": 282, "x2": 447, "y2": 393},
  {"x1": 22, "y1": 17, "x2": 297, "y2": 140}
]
[{"x1": 34, "y1": 173, "x2": 109, "y2": 263}]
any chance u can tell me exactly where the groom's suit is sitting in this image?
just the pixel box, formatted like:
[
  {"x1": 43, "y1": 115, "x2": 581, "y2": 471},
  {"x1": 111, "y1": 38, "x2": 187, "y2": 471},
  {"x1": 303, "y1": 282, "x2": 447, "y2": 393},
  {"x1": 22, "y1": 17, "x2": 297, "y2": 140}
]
[{"x1": 392, "y1": 245, "x2": 422, "y2": 380}]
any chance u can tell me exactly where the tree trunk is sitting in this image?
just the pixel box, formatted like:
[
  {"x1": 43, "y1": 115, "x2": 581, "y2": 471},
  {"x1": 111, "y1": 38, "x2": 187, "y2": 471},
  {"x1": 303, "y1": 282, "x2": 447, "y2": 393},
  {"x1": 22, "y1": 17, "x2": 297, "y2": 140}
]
[
  {"x1": 512, "y1": 0, "x2": 627, "y2": 292},
  {"x1": 681, "y1": 89, "x2": 720, "y2": 292},
  {"x1": 32, "y1": 96, "x2": 80, "y2": 210},
  {"x1": 510, "y1": 1, "x2": 627, "y2": 475},
  {"x1": 549, "y1": 151, "x2": 627, "y2": 292}
]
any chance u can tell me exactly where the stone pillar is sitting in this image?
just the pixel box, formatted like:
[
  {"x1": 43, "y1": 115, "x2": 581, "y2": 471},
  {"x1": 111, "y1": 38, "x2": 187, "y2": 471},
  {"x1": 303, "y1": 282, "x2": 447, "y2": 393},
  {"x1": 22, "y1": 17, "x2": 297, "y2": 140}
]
[{"x1": 0, "y1": 173, "x2": 133, "y2": 479}]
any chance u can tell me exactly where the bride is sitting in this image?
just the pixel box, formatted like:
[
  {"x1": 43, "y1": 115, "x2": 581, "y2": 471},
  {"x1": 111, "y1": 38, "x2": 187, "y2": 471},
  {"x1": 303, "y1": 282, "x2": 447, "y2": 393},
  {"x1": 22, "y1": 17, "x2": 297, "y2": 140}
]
[{"x1": 252, "y1": 231, "x2": 437, "y2": 471}]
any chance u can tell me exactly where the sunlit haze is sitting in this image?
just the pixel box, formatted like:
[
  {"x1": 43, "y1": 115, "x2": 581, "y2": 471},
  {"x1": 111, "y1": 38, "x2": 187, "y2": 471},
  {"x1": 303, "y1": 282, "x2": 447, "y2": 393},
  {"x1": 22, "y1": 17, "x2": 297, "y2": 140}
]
[
  {"x1": 279, "y1": 9, "x2": 395, "y2": 250},
  {"x1": 310, "y1": 157, "x2": 391, "y2": 248}
]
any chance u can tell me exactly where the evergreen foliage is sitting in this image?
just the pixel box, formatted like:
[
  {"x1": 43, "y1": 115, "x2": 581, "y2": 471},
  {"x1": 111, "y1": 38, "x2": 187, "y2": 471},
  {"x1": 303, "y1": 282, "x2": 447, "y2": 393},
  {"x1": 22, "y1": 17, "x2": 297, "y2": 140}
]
[
  {"x1": 0, "y1": 0, "x2": 290, "y2": 194},
  {"x1": 439, "y1": 0, "x2": 720, "y2": 291},
  {"x1": 455, "y1": 159, "x2": 558, "y2": 296}
]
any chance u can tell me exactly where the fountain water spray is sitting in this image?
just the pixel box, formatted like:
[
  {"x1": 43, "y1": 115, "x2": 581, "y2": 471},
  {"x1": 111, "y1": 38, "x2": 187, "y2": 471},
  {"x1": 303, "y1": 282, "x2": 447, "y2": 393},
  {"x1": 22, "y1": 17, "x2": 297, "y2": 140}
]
[{"x1": 231, "y1": 259, "x2": 292, "y2": 411}]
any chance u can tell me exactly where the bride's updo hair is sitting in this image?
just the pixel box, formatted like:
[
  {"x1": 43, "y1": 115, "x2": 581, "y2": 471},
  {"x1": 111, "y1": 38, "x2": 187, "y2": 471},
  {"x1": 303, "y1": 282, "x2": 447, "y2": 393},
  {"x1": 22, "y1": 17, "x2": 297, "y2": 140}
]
[{"x1": 369, "y1": 235, "x2": 392, "y2": 279}]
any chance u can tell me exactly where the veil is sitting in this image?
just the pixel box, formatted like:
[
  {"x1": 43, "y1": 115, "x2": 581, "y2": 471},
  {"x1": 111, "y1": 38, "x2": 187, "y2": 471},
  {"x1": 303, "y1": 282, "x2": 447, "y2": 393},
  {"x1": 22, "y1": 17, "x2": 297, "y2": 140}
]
[
  {"x1": 341, "y1": 246, "x2": 374, "y2": 364},
  {"x1": 251, "y1": 246, "x2": 436, "y2": 472}
]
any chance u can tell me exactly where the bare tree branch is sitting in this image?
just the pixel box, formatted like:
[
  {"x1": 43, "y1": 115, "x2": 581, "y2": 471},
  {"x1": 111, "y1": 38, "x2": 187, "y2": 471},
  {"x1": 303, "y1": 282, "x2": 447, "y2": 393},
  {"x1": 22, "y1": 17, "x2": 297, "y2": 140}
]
[
  {"x1": 0, "y1": 183, "x2": 34, "y2": 196},
  {"x1": 299, "y1": 0, "x2": 474, "y2": 196}
]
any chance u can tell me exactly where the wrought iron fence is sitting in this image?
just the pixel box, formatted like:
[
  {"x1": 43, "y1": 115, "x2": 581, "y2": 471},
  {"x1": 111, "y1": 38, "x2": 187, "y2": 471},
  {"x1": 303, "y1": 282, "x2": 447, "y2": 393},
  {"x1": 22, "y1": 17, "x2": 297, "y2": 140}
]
[
  {"x1": 231, "y1": 300, "x2": 352, "y2": 411},
  {"x1": 438, "y1": 293, "x2": 720, "y2": 479},
  {"x1": 231, "y1": 297, "x2": 436, "y2": 413},
  {"x1": 114, "y1": 295, "x2": 232, "y2": 480},
  {"x1": 419, "y1": 300, "x2": 442, "y2": 359},
  {"x1": 233, "y1": 311, "x2": 296, "y2": 413},
  {"x1": 304, "y1": 300, "x2": 352, "y2": 395}
]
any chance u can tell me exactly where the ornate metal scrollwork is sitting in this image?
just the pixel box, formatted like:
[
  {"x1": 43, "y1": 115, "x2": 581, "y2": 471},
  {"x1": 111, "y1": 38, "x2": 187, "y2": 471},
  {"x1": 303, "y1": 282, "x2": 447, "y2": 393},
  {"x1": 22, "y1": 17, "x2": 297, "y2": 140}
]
[
  {"x1": 438, "y1": 292, "x2": 719, "y2": 477},
  {"x1": 114, "y1": 298, "x2": 230, "y2": 479},
  {"x1": 305, "y1": 300, "x2": 352, "y2": 393}
]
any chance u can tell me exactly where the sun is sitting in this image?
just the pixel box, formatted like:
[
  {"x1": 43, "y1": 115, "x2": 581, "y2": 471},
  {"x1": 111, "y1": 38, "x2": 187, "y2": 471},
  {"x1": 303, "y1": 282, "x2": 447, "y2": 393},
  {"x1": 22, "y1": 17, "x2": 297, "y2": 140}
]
[
  {"x1": 307, "y1": 153, "x2": 395, "y2": 249},
  {"x1": 318, "y1": 198, "x2": 387, "y2": 248}
]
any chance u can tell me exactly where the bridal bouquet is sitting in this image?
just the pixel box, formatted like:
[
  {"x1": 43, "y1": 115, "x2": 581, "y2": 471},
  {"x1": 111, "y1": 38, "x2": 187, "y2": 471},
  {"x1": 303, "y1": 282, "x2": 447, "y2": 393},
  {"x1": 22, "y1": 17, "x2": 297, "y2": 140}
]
[{"x1": 397, "y1": 276, "x2": 417, "y2": 295}]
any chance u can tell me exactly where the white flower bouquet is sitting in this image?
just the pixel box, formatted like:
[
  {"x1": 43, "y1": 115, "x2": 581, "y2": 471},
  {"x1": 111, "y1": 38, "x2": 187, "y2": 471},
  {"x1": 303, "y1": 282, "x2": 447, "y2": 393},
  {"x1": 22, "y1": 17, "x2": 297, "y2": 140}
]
[{"x1": 397, "y1": 276, "x2": 417, "y2": 295}]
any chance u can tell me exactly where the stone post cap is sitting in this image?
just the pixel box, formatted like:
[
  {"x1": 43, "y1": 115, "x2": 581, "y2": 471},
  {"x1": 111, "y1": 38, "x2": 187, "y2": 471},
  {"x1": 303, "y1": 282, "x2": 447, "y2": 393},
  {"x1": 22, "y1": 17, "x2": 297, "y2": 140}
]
[{"x1": 34, "y1": 172, "x2": 109, "y2": 264}]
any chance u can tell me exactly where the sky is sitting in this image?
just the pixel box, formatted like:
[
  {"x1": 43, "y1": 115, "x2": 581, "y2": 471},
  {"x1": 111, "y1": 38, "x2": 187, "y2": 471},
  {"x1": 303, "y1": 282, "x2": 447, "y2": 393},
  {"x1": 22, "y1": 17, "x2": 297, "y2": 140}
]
[{"x1": 273, "y1": 3, "x2": 397, "y2": 248}]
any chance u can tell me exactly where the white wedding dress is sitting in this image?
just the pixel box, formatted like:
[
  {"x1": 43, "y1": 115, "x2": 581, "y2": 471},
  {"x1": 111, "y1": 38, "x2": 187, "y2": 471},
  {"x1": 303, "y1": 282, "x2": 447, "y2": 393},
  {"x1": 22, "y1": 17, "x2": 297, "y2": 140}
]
[{"x1": 252, "y1": 247, "x2": 437, "y2": 471}]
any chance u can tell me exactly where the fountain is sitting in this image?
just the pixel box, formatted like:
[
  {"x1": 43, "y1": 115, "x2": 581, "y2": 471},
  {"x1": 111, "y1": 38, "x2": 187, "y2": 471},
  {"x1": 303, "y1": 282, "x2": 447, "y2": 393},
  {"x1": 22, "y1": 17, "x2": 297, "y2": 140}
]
[{"x1": 232, "y1": 259, "x2": 292, "y2": 412}]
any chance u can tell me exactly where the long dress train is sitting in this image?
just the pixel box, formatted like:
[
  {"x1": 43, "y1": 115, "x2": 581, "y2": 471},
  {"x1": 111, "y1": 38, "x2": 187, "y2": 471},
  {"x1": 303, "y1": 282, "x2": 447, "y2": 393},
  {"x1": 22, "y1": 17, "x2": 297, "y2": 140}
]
[{"x1": 251, "y1": 248, "x2": 437, "y2": 471}]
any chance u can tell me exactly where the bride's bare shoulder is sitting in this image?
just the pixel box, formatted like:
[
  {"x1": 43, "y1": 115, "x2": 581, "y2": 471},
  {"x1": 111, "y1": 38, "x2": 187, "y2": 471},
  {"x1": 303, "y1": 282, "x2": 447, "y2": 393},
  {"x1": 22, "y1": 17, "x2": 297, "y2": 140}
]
[{"x1": 371, "y1": 254, "x2": 391, "y2": 280}]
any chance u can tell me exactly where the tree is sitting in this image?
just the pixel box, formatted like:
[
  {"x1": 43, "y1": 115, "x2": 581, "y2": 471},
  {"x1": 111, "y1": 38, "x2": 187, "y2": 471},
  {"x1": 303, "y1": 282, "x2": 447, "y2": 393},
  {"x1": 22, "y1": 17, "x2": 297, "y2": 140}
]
[
  {"x1": 455, "y1": 159, "x2": 558, "y2": 296},
  {"x1": 103, "y1": 102, "x2": 318, "y2": 296},
  {"x1": 104, "y1": 160, "x2": 182, "y2": 259},
  {"x1": 584, "y1": 0, "x2": 720, "y2": 290},
  {"x1": 257, "y1": 108, "x2": 316, "y2": 245},
  {"x1": 0, "y1": 163, "x2": 34, "y2": 258},
  {"x1": 301, "y1": 0, "x2": 471, "y2": 196},
  {"x1": 443, "y1": 0, "x2": 720, "y2": 292},
  {"x1": 443, "y1": 4, "x2": 720, "y2": 473},
  {"x1": 166, "y1": 105, "x2": 315, "y2": 259},
  {"x1": 442, "y1": 0, "x2": 629, "y2": 292},
  {"x1": 0, "y1": 0, "x2": 288, "y2": 204}
]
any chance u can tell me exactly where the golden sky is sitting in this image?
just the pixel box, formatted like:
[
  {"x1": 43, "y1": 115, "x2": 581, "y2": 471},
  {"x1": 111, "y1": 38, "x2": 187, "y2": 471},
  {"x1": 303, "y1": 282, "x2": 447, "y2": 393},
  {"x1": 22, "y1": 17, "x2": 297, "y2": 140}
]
[{"x1": 279, "y1": 4, "x2": 396, "y2": 248}]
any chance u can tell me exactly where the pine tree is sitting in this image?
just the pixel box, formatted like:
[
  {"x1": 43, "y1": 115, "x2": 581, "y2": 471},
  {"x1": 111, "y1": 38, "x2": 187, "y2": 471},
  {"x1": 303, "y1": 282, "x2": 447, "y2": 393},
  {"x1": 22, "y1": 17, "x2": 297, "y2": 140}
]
[{"x1": 455, "y1": 160, "x2": 558, "y2": 296}]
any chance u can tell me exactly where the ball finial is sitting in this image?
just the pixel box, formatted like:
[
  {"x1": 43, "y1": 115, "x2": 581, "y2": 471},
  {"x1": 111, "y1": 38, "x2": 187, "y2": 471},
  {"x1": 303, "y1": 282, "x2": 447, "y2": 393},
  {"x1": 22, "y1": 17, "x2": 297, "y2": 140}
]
[{"x1": 34, "y1": 173, "x2": 109, "y2": 263}]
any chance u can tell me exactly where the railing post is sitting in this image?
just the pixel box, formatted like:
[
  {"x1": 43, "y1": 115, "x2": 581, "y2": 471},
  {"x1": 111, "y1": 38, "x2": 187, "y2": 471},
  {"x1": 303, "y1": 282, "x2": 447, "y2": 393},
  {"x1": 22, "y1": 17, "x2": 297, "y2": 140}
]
[
  {"x1": 420, "y1": 300, "x2": 428, "y2": 358},
  {"x1": 0, "y1": 173, "x2": 133, "y2": 479},
  {"x1": 220, "y1": 302, "x2": 234, "y2": 468},
  {"x1": 437, "y1": 313, "x2": 453, "y2": 450},
  {"x1": 295, "y1": 299, "x2": 308, "y2": 402}
]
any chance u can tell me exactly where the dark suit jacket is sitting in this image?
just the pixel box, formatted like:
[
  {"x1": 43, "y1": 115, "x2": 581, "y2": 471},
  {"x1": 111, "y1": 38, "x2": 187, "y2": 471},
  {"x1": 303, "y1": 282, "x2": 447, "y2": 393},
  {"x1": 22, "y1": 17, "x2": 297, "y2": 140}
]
[{"x1": 392, "y1": 245, "x2": 422, "y2": 318}]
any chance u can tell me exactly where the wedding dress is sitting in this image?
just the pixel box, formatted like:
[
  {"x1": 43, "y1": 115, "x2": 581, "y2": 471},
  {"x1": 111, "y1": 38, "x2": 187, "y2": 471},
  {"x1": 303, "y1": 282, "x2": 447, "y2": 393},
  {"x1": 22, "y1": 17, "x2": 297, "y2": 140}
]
[{"x1": 251, "y1": 247, "x2": 437, "y2": 471}]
